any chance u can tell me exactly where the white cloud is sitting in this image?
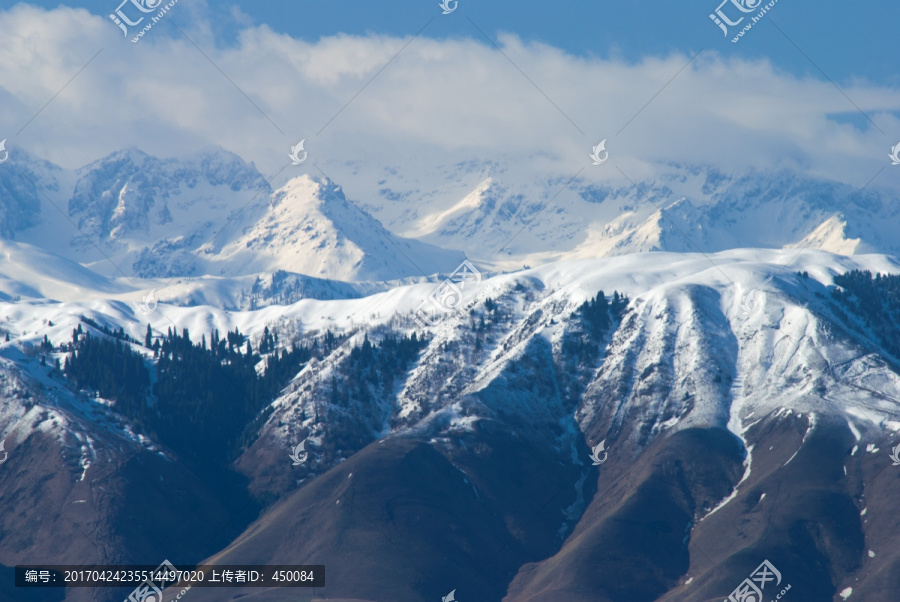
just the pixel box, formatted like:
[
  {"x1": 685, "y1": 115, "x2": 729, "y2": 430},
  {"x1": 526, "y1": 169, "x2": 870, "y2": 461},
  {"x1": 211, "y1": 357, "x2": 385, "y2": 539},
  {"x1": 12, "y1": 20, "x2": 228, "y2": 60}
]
[{"x1": 0, "y1": 3, "x2": 898, "y2": 192}]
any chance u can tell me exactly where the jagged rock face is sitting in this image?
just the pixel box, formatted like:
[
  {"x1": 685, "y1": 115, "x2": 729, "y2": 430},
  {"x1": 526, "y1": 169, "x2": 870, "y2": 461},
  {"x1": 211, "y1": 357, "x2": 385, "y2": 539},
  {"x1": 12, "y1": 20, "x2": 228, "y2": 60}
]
[
  {"x1": 66, "y1": 148, "x2": 270, "y2": 242},
  {"x1": 0, "y1": 170, "x2": 42, "y2": 239},
  {"x1": 0, "y1": 148, "x2": 63, "y2": 239}
]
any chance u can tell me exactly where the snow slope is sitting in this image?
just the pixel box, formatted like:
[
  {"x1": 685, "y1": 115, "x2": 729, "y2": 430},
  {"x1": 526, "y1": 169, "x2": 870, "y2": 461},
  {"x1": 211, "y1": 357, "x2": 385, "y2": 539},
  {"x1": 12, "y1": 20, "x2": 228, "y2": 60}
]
[
  {"x1": 213, "y1": 175, "x2": 466, "y2": 281},
  {"x1": 343, "y1": 160, "x2": 900, "y2": 270},
  {"x1": 4, "y1": 148, "x2": 898, "y2": 284},
  {"x1": 3, "y1": 248, "x2": 891, "y2": 484},
  {"x1": 4, "y1": 148, "x2": 465, "y2": 283},
  {"x1": 4, "y1": 240, "x2": 900, "y2": 475}
]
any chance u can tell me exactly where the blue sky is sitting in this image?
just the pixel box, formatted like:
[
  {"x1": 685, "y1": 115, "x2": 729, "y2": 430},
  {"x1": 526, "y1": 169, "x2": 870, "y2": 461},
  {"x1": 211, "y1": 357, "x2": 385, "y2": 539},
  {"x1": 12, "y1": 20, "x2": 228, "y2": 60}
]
[{"x1": 28, "y1": 0, "x2": 900, "y2": 87}]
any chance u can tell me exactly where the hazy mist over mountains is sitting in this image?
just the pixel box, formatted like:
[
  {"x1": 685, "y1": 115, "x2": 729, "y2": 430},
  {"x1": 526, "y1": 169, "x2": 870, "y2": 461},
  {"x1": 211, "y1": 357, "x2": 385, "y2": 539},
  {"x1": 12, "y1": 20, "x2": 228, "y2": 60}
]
[{"x1": 1, "y1": 2, "x2": 900, "y2": 601}]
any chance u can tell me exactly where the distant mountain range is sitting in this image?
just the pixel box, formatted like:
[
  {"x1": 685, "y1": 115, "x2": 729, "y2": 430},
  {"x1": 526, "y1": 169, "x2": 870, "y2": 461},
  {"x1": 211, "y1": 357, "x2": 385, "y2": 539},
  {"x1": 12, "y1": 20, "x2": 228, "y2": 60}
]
[
  {"x1": 358, "y1": 161, "x2": 900, "y2": 267},
  {"x1": 0, "y1": 147, "x2": 897, "y2": 289},
  {"x1": 0, "y1": 147, "x2": 463, "y2": 283}
]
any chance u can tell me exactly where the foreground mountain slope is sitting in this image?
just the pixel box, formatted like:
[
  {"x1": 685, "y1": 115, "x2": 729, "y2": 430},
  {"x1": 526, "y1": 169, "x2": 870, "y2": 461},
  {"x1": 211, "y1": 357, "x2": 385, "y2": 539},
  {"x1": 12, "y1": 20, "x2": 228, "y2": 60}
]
[
  {"x1": 148, "y1": 250, "x2": 900, "y2": 601},
  {"x1": 181, "y1": 432, "x2": 587, "y2": 602},
  {"x1": 507, "y1": 256, "x2": 900, "y2": 601},
  {"x1": 506, "y1": 426, "x2": 746, "y2": 602},
  {"x1": 0, "y1": 341, "x2": 255, "y2": 602},
  {"x1": 2, "y1": 249, "x2": 900, "y2": 600}
]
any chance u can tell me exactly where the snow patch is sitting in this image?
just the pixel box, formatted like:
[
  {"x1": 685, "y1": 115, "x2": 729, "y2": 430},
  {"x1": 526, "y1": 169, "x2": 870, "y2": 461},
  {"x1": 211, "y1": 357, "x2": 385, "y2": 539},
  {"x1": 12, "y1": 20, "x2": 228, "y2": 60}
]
[{"x1": 703, "y1": 445, "x2": 753, "y2": 520}]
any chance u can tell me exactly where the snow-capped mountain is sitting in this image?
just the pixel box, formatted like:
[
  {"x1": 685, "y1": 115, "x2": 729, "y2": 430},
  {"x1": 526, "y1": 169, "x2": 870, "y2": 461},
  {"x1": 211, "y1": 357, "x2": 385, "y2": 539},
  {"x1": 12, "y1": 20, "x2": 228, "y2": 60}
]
[
  {"x1": 0, "y1": 145, "x2": 69, "y2": 239},
  {"x1": 2, "y1": 148, "x2": 464, "y2": 283},
  {"x1": 3, "y1": 243, "x2": 900, "y2": 600},
  {"x1": 212, "y1": 175, "x2": 466, "y2": 281},
  {"x1": 344, "y1": 160, "x2": 900, "y2": 269},
  {"x1": 3, "y1": 144, "x2": 900, "y2": 601},
  {"x1": 226, "y1": 249, "x2": 900, "y2": 491},
  {"x1": 136, "y1": 248, "x2": 900, "y2": 602},
  {"x1": 4, "y1": 147, "x2": 272, "y2": 278},
  {"x1": 3, "y1": 148, "x2": 898, "y2": 287}
]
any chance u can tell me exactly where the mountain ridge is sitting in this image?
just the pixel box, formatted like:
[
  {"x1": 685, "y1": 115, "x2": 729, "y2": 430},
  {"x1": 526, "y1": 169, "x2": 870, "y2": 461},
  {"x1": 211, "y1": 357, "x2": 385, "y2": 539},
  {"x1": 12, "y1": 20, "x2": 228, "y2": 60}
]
[{"x1": 3, "y1": 148, "x2": 898, "y2": 285}]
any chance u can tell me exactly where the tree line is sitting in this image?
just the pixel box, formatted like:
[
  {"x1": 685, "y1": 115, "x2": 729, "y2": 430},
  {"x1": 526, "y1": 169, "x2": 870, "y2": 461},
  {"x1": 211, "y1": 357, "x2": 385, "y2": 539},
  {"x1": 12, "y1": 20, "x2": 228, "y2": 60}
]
[
  {"x1": 64, "y1": 321, "x2": 424, "y2": 469},
  {"x1": 832, "y1": 269, "x2": 900, "y2": 360},
  {"x1": 66, "y1": 323, "x2": 317, "y2": 467}
]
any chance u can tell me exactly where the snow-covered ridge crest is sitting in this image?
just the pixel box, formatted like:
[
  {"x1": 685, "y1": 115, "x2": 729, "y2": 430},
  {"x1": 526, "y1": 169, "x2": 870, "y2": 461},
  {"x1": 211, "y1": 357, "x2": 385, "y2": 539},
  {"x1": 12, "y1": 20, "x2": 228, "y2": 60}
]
[
  {"x1": 4, "y1": 147, "x2": 465, "y2": 283},
  {"x1": 572, "y1": 251, "x2": 900, "y2": 454},
  {"x1": 193, "y1": 250, "x2": 898, "y2": 486},
  {"x1": 6, "y1": 148, "x2": 900, "y2": 284},
  {"x1": 355, "y1": 162, "x2": 900, "y2": 270},
  {"x1": 217, "y1": 174, "x2": 465, "y2": 281}
]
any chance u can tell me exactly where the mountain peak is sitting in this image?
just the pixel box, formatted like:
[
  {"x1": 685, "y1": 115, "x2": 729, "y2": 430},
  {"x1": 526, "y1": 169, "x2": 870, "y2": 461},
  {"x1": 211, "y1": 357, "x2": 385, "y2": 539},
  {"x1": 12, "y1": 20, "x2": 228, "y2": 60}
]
[{"x1": 228, "y1": 172, "x2": 464, "y2": 281}]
